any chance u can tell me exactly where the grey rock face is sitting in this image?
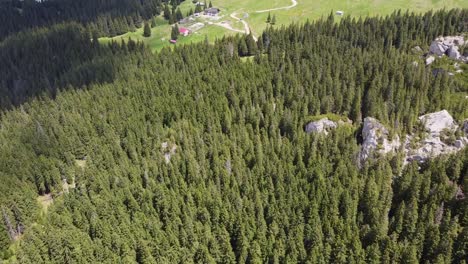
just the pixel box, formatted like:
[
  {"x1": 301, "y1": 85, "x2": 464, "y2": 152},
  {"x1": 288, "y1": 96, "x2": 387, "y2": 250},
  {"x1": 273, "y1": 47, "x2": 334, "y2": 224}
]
[
  {"x1": 162, "y1": 142, "x2": 177, "y2": 164},
  {"x1": 305, "y1": 118, "x2": 338, "y2": 135},
  {"x1": 405, "y1": 110, "x2": 466, "y2": 165},
  {"x1": 430, "y1": 42, "x2": 448, "y2": 56},
  {"x1": 428, "y1": 36, "x2": 466, "y2": 62},
  {"x1": 447, "y1": 46, "x2": 461, "y2": 59},
  {"x1": 425, "y1": 56, "x2": 435, "y2": 65},
  {"x1": 359, "y1": 111, "x2": 468, "y2": 167},
  {"x1": 359, "y1": 117, "x2": 400, "y2": 165},
  {"x1": 419, "y1": 110, "x2": 457, "y2": 136}
]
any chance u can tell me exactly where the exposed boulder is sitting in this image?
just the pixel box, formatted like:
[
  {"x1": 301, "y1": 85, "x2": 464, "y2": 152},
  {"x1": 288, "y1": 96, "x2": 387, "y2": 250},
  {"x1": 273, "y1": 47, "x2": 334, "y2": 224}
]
[
  {"x1": 404, "y1": 110, "x2": 467, "y2": 164},
  {"x1": 418, "y1": 110, "x2": 457, "y2": 136},
  {"x1": 425, "y1": 56, "x2": 435, "y2": 65},
  {"x1": 305, "y1": 118, "x2": 338, "y2": 135},
  {"x1": 447, "y1": 46, "x2": 461, "y2": 59},
  {"x1": 359, "y1": 117, "x2": 400, "y2": 165},
  {"x1": 454, "y1": 140, "x2": 464, "y2": 149},
  {"x1": 162, "y1": 142, "x2": 177, "y2": 164},
  {"x1": 359, "y1": 111, "x2": 468, "y2": 167},
  {"x1": 412, "y1": 46, "x2": 423, "y2": 53},
  {"x1": 428, "y1": 35, "x2": 466, "y2": 62},
  {"x1": 404, "y1": 135, "x2": 462, "y2": 164},
  {"x1": 429, "y1": 41, "x2": 448, "y2": 56}
]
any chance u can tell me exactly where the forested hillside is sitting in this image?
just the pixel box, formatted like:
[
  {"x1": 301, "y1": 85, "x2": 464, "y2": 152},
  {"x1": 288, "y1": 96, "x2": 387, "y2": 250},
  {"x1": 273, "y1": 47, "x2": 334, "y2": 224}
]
[
  {"x1": 0, "y1": 8, "x2": 467, "y2": 263},
  {"x1": 0, "y1": 0, "x2": 184, "y2": 40}
]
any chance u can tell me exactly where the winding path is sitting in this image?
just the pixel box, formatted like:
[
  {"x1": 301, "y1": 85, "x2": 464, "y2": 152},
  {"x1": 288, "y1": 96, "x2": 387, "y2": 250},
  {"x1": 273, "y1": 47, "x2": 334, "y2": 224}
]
[
  {"x1": 214, "y1": 12, "x2": 258, "y2": 41},
  {"x1": 214, "y1": 0, "x2": 299, "y2": 42},
  {"x1": 214, "y1": 21, "x2": 245, "y2": 34},
  {"x1": 230, "y1": 12, "x2": 258, "y2": 41},
  {"x1": 255, "y1": 0, "x2": 298, "y2": 13}
]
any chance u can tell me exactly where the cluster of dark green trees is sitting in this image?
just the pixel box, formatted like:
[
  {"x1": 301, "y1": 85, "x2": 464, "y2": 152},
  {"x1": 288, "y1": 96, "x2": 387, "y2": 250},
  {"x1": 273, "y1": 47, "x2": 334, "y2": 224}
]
[
  {"x1": 0, "y1": 7, "x2": 467, "y2": 263},
  {"x1": 0, "y1": 0, "x2": 185, "y2": 40}
]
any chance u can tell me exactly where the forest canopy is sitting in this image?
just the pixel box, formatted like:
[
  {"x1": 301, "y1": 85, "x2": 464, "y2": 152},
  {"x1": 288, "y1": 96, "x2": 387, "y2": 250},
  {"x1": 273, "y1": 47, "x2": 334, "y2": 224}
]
[
  {"x1": 0, "y1": 7, "x2": 467, "y2": 264},
  {"x1": 0, "y1": 0, "x2": 185, "y2": 40}
]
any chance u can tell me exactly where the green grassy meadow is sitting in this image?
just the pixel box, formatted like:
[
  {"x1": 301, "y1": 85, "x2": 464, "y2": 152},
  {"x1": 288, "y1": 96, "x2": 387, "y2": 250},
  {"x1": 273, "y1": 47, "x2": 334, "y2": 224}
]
[{"x1": 101, "y1": 0, "x2": 468, "y2": 51}]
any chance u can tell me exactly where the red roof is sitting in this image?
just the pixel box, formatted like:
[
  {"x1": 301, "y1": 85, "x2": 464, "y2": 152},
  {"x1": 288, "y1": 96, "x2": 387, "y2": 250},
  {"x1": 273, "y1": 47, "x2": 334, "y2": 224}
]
[{"x1": 179, "y1": 28, "x2": 190, "y2": 34}]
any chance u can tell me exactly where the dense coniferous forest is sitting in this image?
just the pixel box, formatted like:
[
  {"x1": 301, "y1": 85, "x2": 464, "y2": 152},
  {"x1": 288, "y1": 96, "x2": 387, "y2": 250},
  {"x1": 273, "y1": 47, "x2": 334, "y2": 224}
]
[
  {"x1": 0, "y1": 7, "x2": 468, "y2": 263},
  {"x1": 0, "y1": 0, "x2": 184, "y2": 40}
]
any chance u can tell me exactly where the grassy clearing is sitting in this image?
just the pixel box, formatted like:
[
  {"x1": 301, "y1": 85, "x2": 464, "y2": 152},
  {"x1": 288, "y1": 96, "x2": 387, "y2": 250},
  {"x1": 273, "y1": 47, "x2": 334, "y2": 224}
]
[
  {"x1": 101, "y1": 0, "x2": 468, "y2": 51},
  {"x1": 37, "y1": 194, "x2": 53, "y2": 213},
  {"x1": 100, "y1": 16, "x2": 235, "y2": 52}
]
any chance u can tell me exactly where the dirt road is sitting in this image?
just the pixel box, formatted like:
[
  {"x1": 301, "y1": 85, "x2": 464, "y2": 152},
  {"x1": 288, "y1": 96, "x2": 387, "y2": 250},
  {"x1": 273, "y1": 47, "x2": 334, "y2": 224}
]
[{"x1": 255, "y1": 0, "x2": 298, "y2": 13}]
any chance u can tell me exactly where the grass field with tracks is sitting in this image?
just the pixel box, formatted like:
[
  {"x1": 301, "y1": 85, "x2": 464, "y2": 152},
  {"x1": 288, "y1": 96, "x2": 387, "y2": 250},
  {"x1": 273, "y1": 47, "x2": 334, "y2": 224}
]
[{"x1": 101, "y1": 0, "x2": 468, "y2": 51}]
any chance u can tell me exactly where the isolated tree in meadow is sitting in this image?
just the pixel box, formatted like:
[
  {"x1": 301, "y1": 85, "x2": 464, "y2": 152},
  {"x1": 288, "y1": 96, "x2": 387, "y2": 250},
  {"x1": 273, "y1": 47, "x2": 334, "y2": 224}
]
[
  {"x1": 171, "y1": 24, "x2": 179, "y2": 40},
  {"x1": 271, "y1": 15, "x2": 276, "y2": 25},
  {"x1": 143, "y1": 22, "x2": 151, "y2": 37},
  {"x1": 267, "y1": 12, "x2": 271, "y2": 23},
  {"x1": 209, "y1": 1, "x2": 213, "y2": 8}
]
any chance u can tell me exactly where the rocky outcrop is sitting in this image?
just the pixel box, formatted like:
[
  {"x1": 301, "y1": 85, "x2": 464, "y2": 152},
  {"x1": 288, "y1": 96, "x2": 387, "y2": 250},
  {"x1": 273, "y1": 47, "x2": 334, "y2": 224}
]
[
  {"x1": 359, "y1": 117, "x2": 400, "y2": 164},
  {"x1": 305, "y1": 118, "x2": 337, "y2": 135},
  {"x1": 428, "y1": 36, "x2": 467, "y2": 62},
  {"x1": 462, "y1": 119, "x2": 468, "y2": 134},
  {"x1": 447, "y1": 46, "x2": 461, "y2": 60},
  {"x1": 425, "y1": 56, "x2": 435, "y2": 65},
  {"x1": 419, "y1": 110, "x2": 457, "y2": 136},
  {"x1": 359, "y1": 111, "x2": 468, "y2": 166},
  {"x1": 162, "y1": 142, "x2": 177, "y2": 164}
]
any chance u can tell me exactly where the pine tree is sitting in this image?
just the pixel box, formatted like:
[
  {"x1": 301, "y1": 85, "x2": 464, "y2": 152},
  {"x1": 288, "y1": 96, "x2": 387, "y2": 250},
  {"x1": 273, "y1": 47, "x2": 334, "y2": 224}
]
[
  {"x1": 195, "y1": 4, "x2": 202, "y2": 14},
  {"x1": 175, "y1": 8, "x2": 184, "y2": 22},
  {"x1": 163, "y1": 5, "x2": 171, "y2": 21},
  {"x1": 271, "y1": 15, "x2": 276, "y2": 25},
  {"x1": 171, "y1": 25, "x2": 179, "y2": 40},
  {"x1": 267, "y1": 12, "x2": 271, "y2": 23},
  {"x1": 151, "y1": 17, "x2": 157, "y2": 28},
  {"x1": 245, "y1": 34, "x2": 257, "y2": 56},
  {"x1": 143, "y1": 22, "x2": 151, "y2": 37}
]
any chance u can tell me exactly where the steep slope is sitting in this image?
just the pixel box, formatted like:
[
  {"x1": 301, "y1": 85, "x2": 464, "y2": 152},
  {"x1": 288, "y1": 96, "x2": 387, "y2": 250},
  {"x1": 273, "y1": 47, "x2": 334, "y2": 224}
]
[{"x1": 0, "y1": 9, "x2": 467, "y2": 263}]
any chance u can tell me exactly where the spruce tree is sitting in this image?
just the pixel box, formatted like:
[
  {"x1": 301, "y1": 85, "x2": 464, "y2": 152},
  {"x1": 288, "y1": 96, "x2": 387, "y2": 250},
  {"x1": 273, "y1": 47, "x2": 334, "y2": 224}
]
[
  {"x1": 271, "y1": 15, "x2": 276, "y2": 25},
  {"x1": 175, "y1": 8, "x2": 184, "y2": 22},
  {"x1": 143, "y1": 22, "x2": 151, "y2": 37},
  {"x1": 171, "y1": 25, "x2": 179, "y2": 40}
]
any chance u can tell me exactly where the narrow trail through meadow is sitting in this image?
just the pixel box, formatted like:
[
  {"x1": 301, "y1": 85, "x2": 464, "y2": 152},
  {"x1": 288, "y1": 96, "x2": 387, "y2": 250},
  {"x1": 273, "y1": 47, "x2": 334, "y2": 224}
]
[{"x1": 255, "y1": 0, "x2": 298, "y2": 13}]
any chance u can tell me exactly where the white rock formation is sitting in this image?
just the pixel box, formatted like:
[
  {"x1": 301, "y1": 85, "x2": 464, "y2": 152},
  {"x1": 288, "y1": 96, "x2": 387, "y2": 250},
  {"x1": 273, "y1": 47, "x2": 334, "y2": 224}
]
[
  {"x1": 404, "y1": 111, "x2": 466, "y2": 164},
  {"x1": 430, "y1": 42, "x2": 447, "y2": 56},
  {"x1": 359, "y1": 111, "x2": 468, "y2": 166},
  {"x1": 359, "y1": 117, "x2": 401, "y2": 164},
  {"x1": 418, "y1": 110, "x2": 457, "y2": 136},
  {"x1": 162, "y1": 142, "x2": 177, "y2": 164},
  {"x1": 425, "y1": 56, "x2": 435, "y2": 65},
  {"x1": 447, "y1": 46, "x2": 461, "y2": 59},
  {"x1": 305, "y1": 118, "x2": 338, "y2": 135},
  {"x1": 428, "y1": 36, "x2": 466, "y2": 61}
]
